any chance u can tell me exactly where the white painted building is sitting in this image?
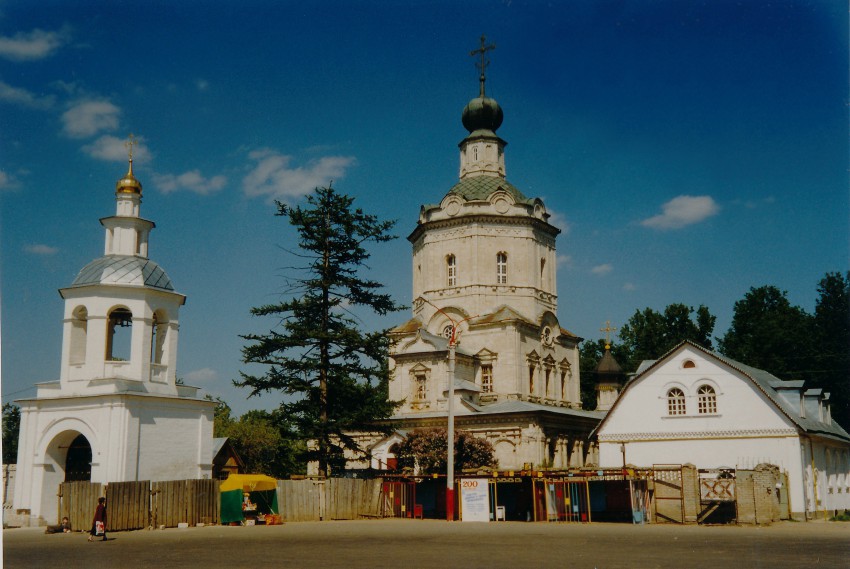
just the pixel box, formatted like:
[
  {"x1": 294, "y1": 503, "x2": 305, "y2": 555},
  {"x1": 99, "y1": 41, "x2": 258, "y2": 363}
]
[
  {"x1": 364, "y1": 70, "x2": 603, "y2": 473},
  {"x1": 13, "y1": 155, "x2": 214, "y2": 525},
  {"x1": 595, "y1": 341, "x2": 850, "y2": 519}
]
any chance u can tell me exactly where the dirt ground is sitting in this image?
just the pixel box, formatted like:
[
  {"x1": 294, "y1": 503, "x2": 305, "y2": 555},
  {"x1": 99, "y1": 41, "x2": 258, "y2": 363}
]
[{"x1": 4, "y1": 519, "x2": 849, "y2": 569}]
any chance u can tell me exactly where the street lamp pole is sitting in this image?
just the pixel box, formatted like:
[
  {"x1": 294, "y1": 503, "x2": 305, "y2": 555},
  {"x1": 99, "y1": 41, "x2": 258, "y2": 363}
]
[
  {"x1": 415, "y1": 297, "x2": 475, "y2": 521},
  {"x1": 446, "y1": 331, "x2": 456, "y2": 522}
]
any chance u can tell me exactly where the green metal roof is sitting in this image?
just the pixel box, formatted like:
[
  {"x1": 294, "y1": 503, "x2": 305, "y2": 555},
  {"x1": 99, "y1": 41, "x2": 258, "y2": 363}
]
[
  {"x1": 447, "y1": 176, "x2": 529, "y2": 203},
  {"x1": 70, "y1": 255, "x2": 175, "y2": 291}
]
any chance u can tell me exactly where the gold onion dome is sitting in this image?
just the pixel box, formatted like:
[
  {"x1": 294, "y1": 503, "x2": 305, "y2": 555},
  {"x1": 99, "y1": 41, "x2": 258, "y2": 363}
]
[{"x1": 115, "y1": 158, "x2": 142, "y2": 194}]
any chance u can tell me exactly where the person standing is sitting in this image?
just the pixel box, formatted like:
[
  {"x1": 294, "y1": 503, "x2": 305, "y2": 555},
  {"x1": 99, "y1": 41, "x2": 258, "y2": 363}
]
[{"x1": 88, "y1": 497, "x2": 107, "y2": 542}]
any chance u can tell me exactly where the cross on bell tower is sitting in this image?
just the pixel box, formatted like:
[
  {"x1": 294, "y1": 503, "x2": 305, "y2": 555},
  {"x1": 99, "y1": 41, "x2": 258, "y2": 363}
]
[
  {"x1": 470, "y1": 34, "x2": 496, "y2": 97},
  {"x1": 600, "y1": 320, "x2": 618, "y2": 349}
]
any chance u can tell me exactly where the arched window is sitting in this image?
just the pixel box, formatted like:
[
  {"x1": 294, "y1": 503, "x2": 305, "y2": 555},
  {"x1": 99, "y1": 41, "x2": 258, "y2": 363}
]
[
  {"x1": 667, "y1": 388, "x2": 686, "y2": 416},
  {"x1": 150, "y1": 310, "x2": 168, "y2": 365},
  {"x1": 415, "y1": 374, "x2": 427, "y2": 401},
  {"x1": 496, "y1": 252, "x2": 507, "y2": 284},
  {"x1": 447, "y1": 254, "x2": 457, "y2": 287},
  {"x1": 472, "y1": 146, "x2": 479, "y2": 161},
  {"x1": 69, "y1": 306, "x2": 88, "y2": 365},
  {"x1": 697, "y1": 385, "x2": 717, "y2": 414}
]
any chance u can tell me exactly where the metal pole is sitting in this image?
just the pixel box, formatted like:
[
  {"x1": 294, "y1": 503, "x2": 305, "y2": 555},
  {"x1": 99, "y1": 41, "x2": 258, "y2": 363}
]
[{"x1": 446, "y1": 338, "x2": 456, "y2": 521}]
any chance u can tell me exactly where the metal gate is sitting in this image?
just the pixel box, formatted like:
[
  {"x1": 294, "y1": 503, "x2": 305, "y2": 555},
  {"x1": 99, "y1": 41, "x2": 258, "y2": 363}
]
[
  {"x1": 652, "y1": 465, "x2": 684, "y2": 523},
  {"x1": 382, "y1": 480, "x2": 416, "y2": 518},
  {"x1": 533, "y1": 479, "x2": 591, "y2": 522},
  {"x1": 698, "y1": 469, "x2": 736, "y2": 524}
]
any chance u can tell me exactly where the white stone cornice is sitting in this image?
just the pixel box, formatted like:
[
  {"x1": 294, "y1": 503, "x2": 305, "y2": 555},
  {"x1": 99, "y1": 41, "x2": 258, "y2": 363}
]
[{"x1": 598, "y1": 428, "x2": 799, "y2": 442}]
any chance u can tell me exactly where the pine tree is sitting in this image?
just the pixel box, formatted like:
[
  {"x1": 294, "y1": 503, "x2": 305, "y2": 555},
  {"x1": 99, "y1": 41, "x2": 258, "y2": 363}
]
[{"x1": 236, "y1": 186, "x2": 404, "y2": 476}]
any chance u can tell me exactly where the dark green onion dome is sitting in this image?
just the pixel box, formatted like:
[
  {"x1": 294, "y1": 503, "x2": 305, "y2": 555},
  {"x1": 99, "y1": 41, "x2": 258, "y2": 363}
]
[
  {"x1": 447, "y1": 175, "x2": 529, "y2": 203},
  {"x1": 462, "y1": 96, "x2": 503, "y2": 133},
  {"x1": 70, "y1": 255, "x2": 174, "y2": 290}
]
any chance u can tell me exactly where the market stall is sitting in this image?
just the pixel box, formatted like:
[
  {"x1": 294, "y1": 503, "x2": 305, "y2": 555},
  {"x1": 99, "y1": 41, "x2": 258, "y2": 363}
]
[{"x1": 220, "y1": 474, "x2": 280, "y2": 525}]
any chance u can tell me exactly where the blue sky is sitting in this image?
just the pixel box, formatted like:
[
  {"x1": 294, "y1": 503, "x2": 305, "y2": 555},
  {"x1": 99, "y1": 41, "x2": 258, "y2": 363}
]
[{"x1": 2, "y1": 1, "x2": 847, "y2": 416}]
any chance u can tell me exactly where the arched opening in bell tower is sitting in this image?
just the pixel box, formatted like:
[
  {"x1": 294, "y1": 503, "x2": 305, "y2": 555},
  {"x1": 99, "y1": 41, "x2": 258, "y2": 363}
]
[{"x1": 106, "y1": 306, "x2": 133, "y2": 362}]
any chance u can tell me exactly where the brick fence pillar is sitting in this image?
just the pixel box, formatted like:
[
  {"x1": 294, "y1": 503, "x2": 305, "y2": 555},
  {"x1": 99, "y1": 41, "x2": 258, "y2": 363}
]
[{"x1": 681, "y1": 464, "x2": 699, "y2": 524}]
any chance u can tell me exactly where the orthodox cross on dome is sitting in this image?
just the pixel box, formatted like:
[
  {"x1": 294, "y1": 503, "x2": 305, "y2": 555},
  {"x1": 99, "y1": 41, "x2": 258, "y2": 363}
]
[
  {"x1": 124, "y1": 133, "x2": 137, "y2": 172},
  {"x1": 600, "y1": 320, "x2": 618, "y2": 349},
  {"x1": 470, "y1": 34, "x2": 496, "y2": 97}
]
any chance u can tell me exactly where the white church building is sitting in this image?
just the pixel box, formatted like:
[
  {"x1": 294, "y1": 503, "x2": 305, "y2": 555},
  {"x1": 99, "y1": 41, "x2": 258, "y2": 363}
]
[
  {"x1": 13, "y1": 151, "x2": 214, "y2": 525},
  {"x1": 364, "y1": 56, "x2": 604, "y2": 473},
  {"x1": 595, "y1": 341, "x2": 850, "y2": 519}
]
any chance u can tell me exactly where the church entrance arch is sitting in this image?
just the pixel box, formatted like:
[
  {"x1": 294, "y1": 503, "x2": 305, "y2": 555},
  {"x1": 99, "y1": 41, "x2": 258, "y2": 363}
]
[
  {"x1": 40, "y1": 429, "x2": 93, "y2": 524},
  {"x1": 64, "y1": 434, "x2": 92, "y2": 482}
]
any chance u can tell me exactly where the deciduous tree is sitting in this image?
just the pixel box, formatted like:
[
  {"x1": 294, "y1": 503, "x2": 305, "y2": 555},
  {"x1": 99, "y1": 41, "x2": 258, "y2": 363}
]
[
  {"x1": 396, "y1": 428, "x2": 497, "y2": 474},
  {"x1": 812, "y1": 272, "x2": 850, "y2": 427},
  {"x1": 718, "y1": 286, "x2": 814, "y2": 378},
  {"x1": 236, "y1": 186, "x2": 403, "y2": 476}
]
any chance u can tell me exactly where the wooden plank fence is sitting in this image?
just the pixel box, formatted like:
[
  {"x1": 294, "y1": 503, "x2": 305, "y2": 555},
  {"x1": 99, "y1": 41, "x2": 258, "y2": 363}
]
[
  {"x1": 151, "y1": 479, "x2": 219, "y2": 528},
  {"x1": 59, "y1": 480, "x2": 104, "y2": 533},
  {"x1": 278, "y1": 479, "x2": 323, "y2": 521},
  {"x1": 276, "y1": 478, "x2": 383, "y2": 521},
  {"x1": 60, "y1": 477, "x2": 379, "y2": 530},
  {"x1": 106, "y1": 481, "x2": 149, "y2": 531},
  {"x1": 326, "y1": 478, "x2": 382, "y2": 520}
]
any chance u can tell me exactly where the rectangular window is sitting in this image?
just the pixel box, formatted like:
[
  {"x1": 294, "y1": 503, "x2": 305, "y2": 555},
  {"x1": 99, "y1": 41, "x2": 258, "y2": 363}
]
[
  {"x1": 529, "y1": 365, "x2": 536, "y2": 395},
  {"x1": 447, "y1": 255, "x2": 457, "y2": 287},
  {"x1": 497, "y1": 252, "x2": 507, "y2": 284},
  {"x1": 481, "y1": 365, "x2": 493, "y2": 393}
]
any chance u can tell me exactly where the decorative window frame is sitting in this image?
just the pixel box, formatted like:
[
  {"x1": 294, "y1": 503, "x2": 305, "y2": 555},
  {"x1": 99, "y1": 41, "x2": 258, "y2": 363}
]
[
  {"x1": 697, "y1": 384, "x2": 718, "y2": 415},
  {"x1": 447, "y1": 254, "x2": 457, "y2": 287},
  {"x1": 666, "y1": 387, "x2": 687, "y2": 416},
  {"x1": 496, "y1": 251, "x2": 507, "y2": 284}
]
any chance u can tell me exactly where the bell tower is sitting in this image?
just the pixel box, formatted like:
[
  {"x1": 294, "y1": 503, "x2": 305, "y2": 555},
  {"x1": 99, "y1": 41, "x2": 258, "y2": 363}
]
[{"x1": 58, "y1": 136, "x2": 185, "y2": 395}]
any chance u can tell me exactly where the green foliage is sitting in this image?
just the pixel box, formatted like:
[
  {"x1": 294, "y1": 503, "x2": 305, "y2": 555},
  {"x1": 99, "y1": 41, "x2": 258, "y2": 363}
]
[
  {"x1": 2, "y1": 403, "x2": 20, "y2": 464},
  {"x1": 718, "y1": 286, "x2": 815, "y2": 378},
  {"x1": 236, "y1": 186, "x2": 404, "y2": 476},
  {"x1": 580, "y1": 304, "x2": 716, "y2": 408},
  {"x1": 396, "y1": 428, "x2": 498, "y2": 474},
  {"x1": 619, "y1": 304, "x2": 716, "y2": 370},
  {"x1": 812, "y1": 272, "x2": 850, "y2": 428},
  {"x1": 207, "y1": 396, "x2": 306, "y2": 478}
]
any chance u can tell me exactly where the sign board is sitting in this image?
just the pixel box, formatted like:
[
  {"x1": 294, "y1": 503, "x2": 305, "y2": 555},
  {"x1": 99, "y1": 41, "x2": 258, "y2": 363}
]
[{"x1": 460, "y1": 479, "x2": 490, "y2": 522}]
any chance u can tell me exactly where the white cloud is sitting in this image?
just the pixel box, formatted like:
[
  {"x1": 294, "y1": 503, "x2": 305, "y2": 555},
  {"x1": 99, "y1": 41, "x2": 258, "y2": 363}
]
[
  {"x1": 591, "y1": 263, "x2": 613, "y2": 276},
  {"x1": 62, "y1": 99, "x2": 121, "y2": 138},
  {"x1": 24, "y1": 243, "x2": 59, "y2": 256},
  {"x1": 0, "y1": 81, "x2": 54, "y2": 109},
  {"x1": 622, "y1": 282, "x2": 636, "y2": 291},
  {"x1": 0, "y1": 28, "x2": 69, "y2": 62},
  {"x1": 82, "y1": 135, "x2": 151, "y2": 163},
  {"x1": 0, "y1": 170, "x2": 14, "y2": 190},
  {"x1": 184, "y1": 368, "x2": 218, "y2": 383},
  {"x1": 545, "y1": 207, "x2": 570, "y2": 233},
  {"x1": 641, "y1": 195, "x2": 720, "y2": 230},
  {"x1": 242, "y1": 148, "x2": 355, "y2": 201},
  {"x1": 154, "y1": 170, "x2": 227, "y2": 195}
]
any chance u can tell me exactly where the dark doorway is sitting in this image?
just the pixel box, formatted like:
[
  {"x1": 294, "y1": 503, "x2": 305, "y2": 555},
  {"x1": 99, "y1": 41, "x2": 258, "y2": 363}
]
[{"x1": 64, "y1": 434, "x2": 92, "y2": 482}]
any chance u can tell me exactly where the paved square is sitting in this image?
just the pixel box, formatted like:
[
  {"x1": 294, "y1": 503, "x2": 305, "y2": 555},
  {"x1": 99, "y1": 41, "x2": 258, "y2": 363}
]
[{"x1": 4, "y1": 519, "x2": 849, "y2": 569}]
